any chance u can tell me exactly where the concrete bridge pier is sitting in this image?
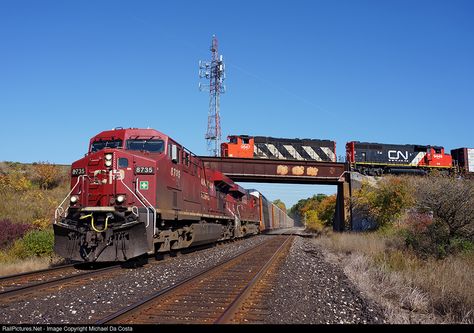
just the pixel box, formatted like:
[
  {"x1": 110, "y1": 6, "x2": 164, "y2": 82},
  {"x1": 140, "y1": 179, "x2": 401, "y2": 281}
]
[{"x1": 334, "y1": 172, "x2": 351, "y2": 231}]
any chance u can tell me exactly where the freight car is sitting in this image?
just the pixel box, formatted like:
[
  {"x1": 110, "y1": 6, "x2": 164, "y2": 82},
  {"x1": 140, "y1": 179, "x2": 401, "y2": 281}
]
[
  {"x1": 248, "y1": 190, "x2": 294, "y2": 230},
  {"x1": 345, "y1": 141, "x2": 453, "y2": 176},
  {"x1": 221, "y1": 135, "x2": 336, "y2": 162},
  {"x1": 53, "y1": 127, "x2": 294, "y2": 262},
  {"x1": 451, "y1": 148, "x2": 474, "y2": 178}
]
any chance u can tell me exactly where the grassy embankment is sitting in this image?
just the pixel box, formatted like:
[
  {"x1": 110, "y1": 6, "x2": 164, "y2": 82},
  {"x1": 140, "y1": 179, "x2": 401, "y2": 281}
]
[
  {"x1": 299, "y1": 175, "x2": 473, "y2": 323},
  {"x1": 0, "y1": 162, "x2": 70, "y2": 275}
]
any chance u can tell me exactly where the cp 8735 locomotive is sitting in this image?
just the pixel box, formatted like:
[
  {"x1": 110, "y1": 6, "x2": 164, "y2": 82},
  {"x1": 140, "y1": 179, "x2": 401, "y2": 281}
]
[{"x1": 53, "y1": 128, "x2": 294, "y2": 262}]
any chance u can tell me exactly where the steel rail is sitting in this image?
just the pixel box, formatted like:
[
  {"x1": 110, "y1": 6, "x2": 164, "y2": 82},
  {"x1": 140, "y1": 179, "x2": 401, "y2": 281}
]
[
  {"x1": 0, "y1": 263, "x2": 78, "y2": 282},
  {"x1": 214, "y1": 236, "x2": 292, "y2": 323},
  {"x1": 0, "y1": 264, "x2": 121, "y2": 300},
  {"x1": 96, "y1": 236, "x2": 292, "y2": 324}
]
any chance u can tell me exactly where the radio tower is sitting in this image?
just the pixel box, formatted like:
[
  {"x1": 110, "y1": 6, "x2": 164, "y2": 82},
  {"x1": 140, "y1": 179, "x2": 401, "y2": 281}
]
[{"x1": 199, "y1": 35, "x2": 226, "y2": 156}]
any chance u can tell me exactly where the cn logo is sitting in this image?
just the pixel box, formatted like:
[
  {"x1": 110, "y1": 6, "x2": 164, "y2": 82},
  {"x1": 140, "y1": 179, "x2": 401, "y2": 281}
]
[
  {"x1": 388, "y1": 150, "x2": 408, "y2": 160},
  {"x1": 241, "y1": 144, "x2": 250, "y2": 150}
]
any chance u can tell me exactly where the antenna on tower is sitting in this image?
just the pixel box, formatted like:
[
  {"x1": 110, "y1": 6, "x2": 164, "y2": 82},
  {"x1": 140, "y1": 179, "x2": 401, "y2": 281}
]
[{"x1": 199, "y1": 35, "x2": 226, "y2": 157}]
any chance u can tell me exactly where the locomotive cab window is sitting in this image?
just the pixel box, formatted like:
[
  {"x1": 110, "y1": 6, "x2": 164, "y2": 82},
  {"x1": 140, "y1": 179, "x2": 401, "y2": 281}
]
[
  {"x1": 118, "y1": 158, "x2": 129, "y2": 168},
  {"x1": 242, "y1": 138, "x2": 250, "y2": 144},
  {"x1": 171, "y1": 144, "x2": 180, "y2": 163},
  {"x1": 229, "y1": 136, "x2": 238, "y2": 144},
  {"x1": 90, "y1": 139, "x2": 123, "y2": 152},
  {"x1": 126, "y1": 139, "x2": 164, "y2": 153},
  {"x1": 184, "y1": 152, "x2": 190, "y2": 166}
]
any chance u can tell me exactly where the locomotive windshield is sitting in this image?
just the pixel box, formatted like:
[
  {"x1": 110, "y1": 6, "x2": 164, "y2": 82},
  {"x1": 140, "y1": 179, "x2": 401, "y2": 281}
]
[
  {"x1": 90, "y1": 139, "x2": 123, "y2": 152},
  {"x1": 126, "y1": 139, "x2": 165, "y2": 153}
]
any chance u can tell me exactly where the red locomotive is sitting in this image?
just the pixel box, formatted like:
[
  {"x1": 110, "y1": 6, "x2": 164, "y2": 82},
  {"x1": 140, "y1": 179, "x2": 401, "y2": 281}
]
[
  {"x1": 221, "y1": 135, "x2": 336, "y2": 161},
  {"x1": 53, "y1": 128, "x2": 294, "y2": 262}
]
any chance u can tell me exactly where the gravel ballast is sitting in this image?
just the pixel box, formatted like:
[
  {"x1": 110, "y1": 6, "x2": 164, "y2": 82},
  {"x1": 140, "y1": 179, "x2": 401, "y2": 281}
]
[
  {"x1": 0, "y1": 235, "x2": 385, "y2": 324},
  {"x1": 0, "y1": 236, "x2": 268, "y2": 324},
  {"x1": 262, "y1": 236, "x2": 386, "y2": 324}
]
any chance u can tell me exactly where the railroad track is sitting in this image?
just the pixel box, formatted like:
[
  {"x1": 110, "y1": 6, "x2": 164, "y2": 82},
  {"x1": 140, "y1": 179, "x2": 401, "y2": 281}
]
[
  {"x1": 97, "y1": 235, "x2": 294, "y2": 324},
  {"x1": 0, "y1": 236, "x2": 259, "y2": 305},
  {"x1": 0, "y1": 263, "x2": 123, "y2": 303},
  {"x1": 0, "y1": 263, "x2": 79, "y2": 293}
]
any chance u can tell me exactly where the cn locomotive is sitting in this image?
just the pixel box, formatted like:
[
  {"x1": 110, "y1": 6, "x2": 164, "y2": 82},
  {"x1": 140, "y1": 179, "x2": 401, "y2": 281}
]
[
  {"x1": 345, "y1": 141, "x2": 453, "y2": 176},
  {"x1": 221, "y1": 135, "x2": 473, "y2": 177},
  {"x1": 53, "y1": 128, "x2": 294, "y2": 262},
  {"x1": 221, "y1": 135, "x2": 336, "y2": 162}
]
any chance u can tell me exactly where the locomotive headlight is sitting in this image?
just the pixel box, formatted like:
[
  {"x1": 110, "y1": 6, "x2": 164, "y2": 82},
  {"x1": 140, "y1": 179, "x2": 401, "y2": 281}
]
[
  {"x1": 105, "y1": 153, "x2": 113, "y2": 161},
  {"x1": 105, "y1": 160, "x2": 112, "y2": 167},
  {"x1": 116, "y1": 195, "x2": 125, "y2": 204},
  {"x1": 70, "y1": 195, "x2": 79, "y2": 204}
]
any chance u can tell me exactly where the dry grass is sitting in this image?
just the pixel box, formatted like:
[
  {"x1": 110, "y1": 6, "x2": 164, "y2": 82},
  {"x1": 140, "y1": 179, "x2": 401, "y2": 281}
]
[
  {"x1": 0, "y1": 256, "x2": 62, "y2": 276},
  {"x1": 408, "y1": 254, "x2": 474, "y2": 322},
  {"x1": 0, "y1": 162, "x2": 69, "y2": 225},
  {"x1": 317, "y1": 231, "x2": 389, "y2": 256},
  {"x1": 0, "y1": 187, "x2": 68, "y2": 225},
  {"x1": 314, "y1": 232, "x2": 474, "y2": 323},
  {"x1": 0, "y1": 162, "x2": 70, "y2": 266}
]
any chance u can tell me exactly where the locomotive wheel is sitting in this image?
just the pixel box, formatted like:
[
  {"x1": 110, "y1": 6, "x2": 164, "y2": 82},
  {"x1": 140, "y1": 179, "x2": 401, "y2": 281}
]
[{"x1": 122, "y1": 254, "x2": 149, "y2": 268}]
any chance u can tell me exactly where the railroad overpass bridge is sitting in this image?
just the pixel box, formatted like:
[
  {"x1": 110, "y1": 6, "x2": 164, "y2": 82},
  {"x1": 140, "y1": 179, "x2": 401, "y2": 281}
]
[{"x1": 199, "y1": 157, "x2": 352, "y2": 231}]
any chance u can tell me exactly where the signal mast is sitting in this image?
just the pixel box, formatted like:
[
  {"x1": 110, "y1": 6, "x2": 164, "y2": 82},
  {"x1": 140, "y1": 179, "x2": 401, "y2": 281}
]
[{"x1": 199, "y1": 35, "x2": 226, "y2": 157}]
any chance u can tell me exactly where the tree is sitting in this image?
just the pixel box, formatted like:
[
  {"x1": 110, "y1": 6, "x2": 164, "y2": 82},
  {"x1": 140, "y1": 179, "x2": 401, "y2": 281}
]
[
  {"x1": 289, "y1": 194, "x2": 327, "y2": 217},
  {"x1": 415, "y1": 177, "x2": 474, "y2": 241},
  {"x1": 289, "y1": 193, "x2": 331, "y2": 229},
  {"x1": 316, "y1": 195, "x2": 337, "y2": 226},
  {"x1": 33, "y1": 162, "x2": 61, "y2": 190},
  {"x1": 352, "y1": 177, "x2": 414, "y2": 229},
  {"x1": 272, "y1": 199, "x2": 287, "y2": 213}
]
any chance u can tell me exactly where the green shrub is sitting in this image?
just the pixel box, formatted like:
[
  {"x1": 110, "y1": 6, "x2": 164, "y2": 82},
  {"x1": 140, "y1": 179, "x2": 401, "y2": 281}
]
[
  {"x1": 404, "y1": 218, "x2": 473, "y2": 259},
  {"x1": 450, "y1": 237, "x2": 474, "y2": 253},
  {"x1": 0, "y1": 219, "x2": 33, "y2": 250},
  {"x1": 21, "y1": 229, "x2": 54, "y2": 257},
  {"x1": 8, "y1": 239, "x2": 28, "y2": 259},
  {"x1": 353, "y1": 176, "x2": 415, "y2": 229},
  {"x1": 316, "y1": 194, "x2": 337, "y2": 226},
  {"x1": 0, "y1": 171, "x2": 32, "y2": 193},
  {"x1": 304, "y1": 209, "x2": 324, "y2": 232},
  {"x1": 414, "y1": 176, "x2": 474, "y2": 242},
  {"x1": 401, "y1": 176, "x2": 474, "y2": 258},
  {"x1": 32, "y1": 162, "x2": 63, "y2": 190}
]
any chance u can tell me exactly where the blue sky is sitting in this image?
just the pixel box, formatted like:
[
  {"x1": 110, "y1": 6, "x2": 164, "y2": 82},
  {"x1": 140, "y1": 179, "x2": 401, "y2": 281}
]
[{"x1": 1, "y1": 0, "x2": 473, "y2": 208}]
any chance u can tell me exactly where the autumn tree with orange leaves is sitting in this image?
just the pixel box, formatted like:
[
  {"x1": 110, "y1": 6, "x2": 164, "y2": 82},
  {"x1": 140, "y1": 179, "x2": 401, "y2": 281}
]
[{"x1": 32, "y1": 162, "x2": 61, "y2": 190}]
